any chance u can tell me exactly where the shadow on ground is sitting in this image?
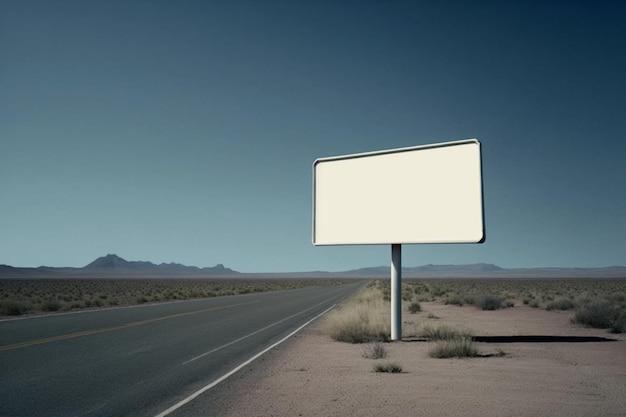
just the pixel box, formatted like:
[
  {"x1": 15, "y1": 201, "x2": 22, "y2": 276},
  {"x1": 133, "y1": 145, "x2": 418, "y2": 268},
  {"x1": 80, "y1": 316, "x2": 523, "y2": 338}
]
[
  {"x1": 472, "y1": 335, "x2": 618, "y2": 343},
  {"x1": 402, "y1": 335, "x2": 618, "y2": 343}
]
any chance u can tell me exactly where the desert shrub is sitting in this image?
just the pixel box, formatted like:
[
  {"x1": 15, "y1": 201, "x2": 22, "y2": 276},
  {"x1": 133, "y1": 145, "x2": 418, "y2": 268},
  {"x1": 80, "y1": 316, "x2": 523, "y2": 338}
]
[
  {"x1": 606, "y1": 293, "x2": 626, "y2": 303},
  {"x1": 402, "y1": 289, "x2": 414, "y2": 302},
  {"x1": 421, "y1": 325, "x2": 473, "y2": 341},
  {"x1": 573, "y1": 300, "x2": 626, "y2": 333},
  {"x1": 546, "y1": 298, "x2": 576, "y2": 311},
  {"x1": 428, "y1": 338, "x2": 480, "y2": 358},
  {"x1": 475, "y1": 295, "x2": 503, "y2": 310},
  {"x1": 610, "y1": 316, "x2": 626, "y2": 334},
  {"x1": 362, "y1": 342, "x2": 387, "y2": 359},
  {"x1": 529, "y1": 300, "x2": 540, "y2": 308},
  {"x1": 413, "y1": 285, "x2": 427, "y2": 294},
  {"x1": 416, "y1": 294, "x2": 434, "y2": 302},
  {"x1": 445, "y1": 293, "x2": 464, "y2": 306},
  {"x1": 39, "y1": 298, "x2": 62, "y2": 312},
  {"x1": 91, "y1": 298, "x2": 104, "y2": 307},
  {"x1": 327, "y1": 305, "x2": 389, "y2": 343},
  {"x1": 0, "y1": 300, "x2": 32, "y2": 316},
  {"x1": 463, "y1": 294, "x2": 476, "y2": 305},
  {"x1": 408, "y1": 302, "x2": 421, "y2": 313},
  {"x1": 429, "y1": 285, "x2": 448, "y2": 297},
  {"x1": 326, "y1": 286, "x2": 390, "y2": 343},
  {"x1": 373, "y1": 362, "x2": 402, "y2": 373}
]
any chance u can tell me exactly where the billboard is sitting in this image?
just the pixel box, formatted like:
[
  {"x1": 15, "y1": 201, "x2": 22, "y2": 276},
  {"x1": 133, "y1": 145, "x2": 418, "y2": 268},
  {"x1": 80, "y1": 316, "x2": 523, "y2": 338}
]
[{"x1": 312, "y1": 139, "x2": 484, "y2": 245}]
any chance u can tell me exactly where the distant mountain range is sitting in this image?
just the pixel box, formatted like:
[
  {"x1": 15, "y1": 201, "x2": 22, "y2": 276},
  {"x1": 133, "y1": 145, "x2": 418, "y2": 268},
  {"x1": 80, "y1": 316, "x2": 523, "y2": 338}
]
[
  {"x1": 0, "y1": 254, "x2": 236, "y2": 278},
  {"x1": 333, "y1": 263, "x2": 626, "y2": 278},
  {"x1": 84, "y1": 254, "x2": 234, "y2": 274},
  {"x1": 0, "y1": 255, "x2": 624, "y2": 278}
]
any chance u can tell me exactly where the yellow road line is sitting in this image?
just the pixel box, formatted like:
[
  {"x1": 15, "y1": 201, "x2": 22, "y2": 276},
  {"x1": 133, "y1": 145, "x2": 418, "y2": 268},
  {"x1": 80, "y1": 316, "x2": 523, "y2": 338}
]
[{"x1": 0, "y1": 300, "x2": 260, "y2": 352}]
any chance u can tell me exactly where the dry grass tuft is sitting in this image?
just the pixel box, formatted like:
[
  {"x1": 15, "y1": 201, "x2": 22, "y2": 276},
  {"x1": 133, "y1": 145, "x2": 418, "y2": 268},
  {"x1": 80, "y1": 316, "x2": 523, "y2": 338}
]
[
  {"x1": 326, "y1": 283, "x2": 390, "y2": 343},
  {"x1": 421, "y1": 324, "x2": 480, "y2": 358},
  {"x1": 421, "y1": 325, "x2": 473, "y2": 341},
  {"x1": 428, "y1": 338, "x2": 480, "y2": 358},
  {"x1": 361, "y1": 342, "x2": 387, "y2": 359},
  {"x1": 373, "y1": 362, "x2": 403, "y2": 373}
]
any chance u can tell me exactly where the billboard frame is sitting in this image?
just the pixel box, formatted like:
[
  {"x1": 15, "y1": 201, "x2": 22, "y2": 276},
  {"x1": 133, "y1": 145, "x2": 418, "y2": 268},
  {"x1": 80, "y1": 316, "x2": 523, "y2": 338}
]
[
  {"x1": 312, "y1": 139, "x2": 485, "y2": 340},
  {"x1": 312, "y1": 138, "x2": 485, "y2": 246}
]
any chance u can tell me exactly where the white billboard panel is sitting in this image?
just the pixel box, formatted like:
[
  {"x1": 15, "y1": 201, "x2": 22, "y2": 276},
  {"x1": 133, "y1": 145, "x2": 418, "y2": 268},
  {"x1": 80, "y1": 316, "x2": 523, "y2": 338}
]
[{"x1": 313, "y1": 139, "x2": 484, "y2": 245}]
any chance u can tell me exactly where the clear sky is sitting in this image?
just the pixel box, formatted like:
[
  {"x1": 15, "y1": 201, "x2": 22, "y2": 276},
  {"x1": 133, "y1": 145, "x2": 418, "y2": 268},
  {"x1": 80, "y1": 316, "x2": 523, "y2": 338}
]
[{"x1": 2, "y1": 1, "x2": 625, "y2": 272}]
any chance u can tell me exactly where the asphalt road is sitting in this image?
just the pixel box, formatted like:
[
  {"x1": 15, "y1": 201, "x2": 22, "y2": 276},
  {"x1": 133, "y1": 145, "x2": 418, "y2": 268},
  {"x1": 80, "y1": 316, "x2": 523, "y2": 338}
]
[{"x1": 0, "y1": 281, "x2": 363, "y2": 417}]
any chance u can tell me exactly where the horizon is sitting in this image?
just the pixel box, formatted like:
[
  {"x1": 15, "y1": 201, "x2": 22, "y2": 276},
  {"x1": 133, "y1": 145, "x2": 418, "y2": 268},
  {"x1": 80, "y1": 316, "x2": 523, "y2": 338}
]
[
  {"x1": 3, "y1": 253, "x2": 625, "y2": 272},
  {"x1": 2, "y1": 1, "x2": 625, "y2": 272}
]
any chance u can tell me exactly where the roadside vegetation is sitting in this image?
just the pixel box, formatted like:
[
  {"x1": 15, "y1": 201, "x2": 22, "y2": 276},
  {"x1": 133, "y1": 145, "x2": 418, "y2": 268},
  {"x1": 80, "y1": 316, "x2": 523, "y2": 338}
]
[
  {"x1": 326, "y1": 277, "x2": 626, "y2": 367},
  {"x1": 428, "y1": 338, "x2": 480, "y2": 359},
  {"x1": 0, "y1": 278, "x2": 357, "y2": 317},
  {"x1": 325, "y1": 278, "x2": 626, "y2": 349},
  {"x1": 572, "y1": 296, "x2": 626, "y2": 333},
  {"x1": 401, "y1": 278, "x2": 626, "y2": 333},
  {"x1": 420, "y1": 324, "x2": 481, "y2": 358},
  {"x1": 420, "y1": 324, "x2": 473, "y2": 341},
  {"x1": 326, "y1": 280, "x2": 390, "y2": 343}
]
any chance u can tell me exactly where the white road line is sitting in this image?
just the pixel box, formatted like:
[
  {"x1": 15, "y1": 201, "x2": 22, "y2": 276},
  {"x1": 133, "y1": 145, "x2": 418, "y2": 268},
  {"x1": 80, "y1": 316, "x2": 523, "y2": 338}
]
[
  {"x1": 182, "y1": 297, "x2": 337, "y2": 365},
  {"x1": 154, "y1": 303, "x2": 338, "y2": 417}
]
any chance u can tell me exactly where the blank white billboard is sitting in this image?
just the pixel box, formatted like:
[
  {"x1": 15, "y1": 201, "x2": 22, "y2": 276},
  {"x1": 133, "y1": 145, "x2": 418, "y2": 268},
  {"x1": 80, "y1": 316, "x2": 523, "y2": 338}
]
[{"x1": 313, "y1": 139, "x2": 484, "y2": 245}]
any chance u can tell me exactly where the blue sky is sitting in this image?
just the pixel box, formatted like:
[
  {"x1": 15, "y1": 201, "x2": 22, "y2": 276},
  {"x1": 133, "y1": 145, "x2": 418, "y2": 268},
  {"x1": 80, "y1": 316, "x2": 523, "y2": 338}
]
[{"x1": 1, "y1": 1, "x2": 625, "y2": 272}]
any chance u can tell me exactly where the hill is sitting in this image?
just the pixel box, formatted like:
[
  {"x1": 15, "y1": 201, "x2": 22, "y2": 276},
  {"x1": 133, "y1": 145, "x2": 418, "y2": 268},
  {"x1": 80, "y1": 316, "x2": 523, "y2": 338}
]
[{"x1": 0, "y1": 254, "x2": 236, "y2": 278}]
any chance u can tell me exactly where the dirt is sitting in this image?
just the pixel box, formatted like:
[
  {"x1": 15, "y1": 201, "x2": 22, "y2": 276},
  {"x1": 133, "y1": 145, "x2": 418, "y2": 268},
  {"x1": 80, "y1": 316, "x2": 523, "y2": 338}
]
[{"x1": 200, "y1": 302, "x2": 626, "y2": 417}]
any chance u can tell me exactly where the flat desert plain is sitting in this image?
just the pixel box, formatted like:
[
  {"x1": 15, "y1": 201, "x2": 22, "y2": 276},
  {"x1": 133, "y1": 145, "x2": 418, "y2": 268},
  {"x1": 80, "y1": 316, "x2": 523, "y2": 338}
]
[{"x1": 202, "y1": 300, "x2": 626, "y2": 417}]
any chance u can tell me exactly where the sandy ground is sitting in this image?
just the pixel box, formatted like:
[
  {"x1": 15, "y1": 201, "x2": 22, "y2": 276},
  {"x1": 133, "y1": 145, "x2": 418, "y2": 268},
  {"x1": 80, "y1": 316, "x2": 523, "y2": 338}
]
[{"x1": 198, "y1": 301, "x2": 626, "y2": 417}]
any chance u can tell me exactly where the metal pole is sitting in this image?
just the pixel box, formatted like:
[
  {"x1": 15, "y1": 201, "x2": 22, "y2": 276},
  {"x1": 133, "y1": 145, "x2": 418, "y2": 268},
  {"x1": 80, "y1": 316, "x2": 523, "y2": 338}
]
[{"x1": 391, "y1": 244, "x2": 402, "y2": 341}]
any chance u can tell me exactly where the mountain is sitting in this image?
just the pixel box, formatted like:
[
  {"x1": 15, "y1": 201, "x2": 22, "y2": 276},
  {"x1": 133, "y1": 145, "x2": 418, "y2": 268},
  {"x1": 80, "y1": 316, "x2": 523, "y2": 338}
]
[
  {"x1": 0, "y1": 254, "x2": 236, "y2": 278},
  {"x1": 1, "y1": 256, "x2": 625, "y2": 278},
  {"x1": 85, "y1": 254, "x2": 132, "y2": 269},
  {"x1": 84, "y1": 254, "x2": 236, "y2": 275},
  {"x1": 339, "y1": 264, "x2": 626, "y2": 278},
  {"x1": 345, "y1": 263, "x2": 503, "y2": 276},
  {"x1": 84, "y1": 254, "x2": 170, "y2": 271}
]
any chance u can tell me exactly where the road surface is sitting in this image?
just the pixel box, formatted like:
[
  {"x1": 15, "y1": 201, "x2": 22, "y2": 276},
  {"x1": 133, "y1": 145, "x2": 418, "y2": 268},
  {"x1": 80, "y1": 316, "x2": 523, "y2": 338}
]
[{"x1": 0, "y1": 281, "x2": 362, "y2": 417}]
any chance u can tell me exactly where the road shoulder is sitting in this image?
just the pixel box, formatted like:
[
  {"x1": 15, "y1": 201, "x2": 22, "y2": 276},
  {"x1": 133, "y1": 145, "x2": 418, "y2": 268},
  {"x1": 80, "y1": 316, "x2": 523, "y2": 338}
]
[{"x1": 183, "y1": 302, "x2": 626, "y2": 417}]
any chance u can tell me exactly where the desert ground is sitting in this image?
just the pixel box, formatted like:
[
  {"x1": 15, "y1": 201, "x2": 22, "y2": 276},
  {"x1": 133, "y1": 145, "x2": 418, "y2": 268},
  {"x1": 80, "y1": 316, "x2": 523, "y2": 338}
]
[{"x1": 201, "y1": 293, "x2": 626, "y2": 417}]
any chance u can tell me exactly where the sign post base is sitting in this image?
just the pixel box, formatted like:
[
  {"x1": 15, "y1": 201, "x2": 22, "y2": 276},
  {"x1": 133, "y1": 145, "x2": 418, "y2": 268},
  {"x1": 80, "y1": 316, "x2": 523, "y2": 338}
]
[{"x1": 391, "y1": 244, "x2": 402, "y2": 341}]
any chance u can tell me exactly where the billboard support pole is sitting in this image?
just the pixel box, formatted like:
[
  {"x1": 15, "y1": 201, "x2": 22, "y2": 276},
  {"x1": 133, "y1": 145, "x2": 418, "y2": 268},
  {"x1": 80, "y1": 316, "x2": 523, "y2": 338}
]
[{"x1": 391, "y1": 244, "x2": 402, "y2": 341}]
